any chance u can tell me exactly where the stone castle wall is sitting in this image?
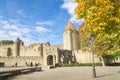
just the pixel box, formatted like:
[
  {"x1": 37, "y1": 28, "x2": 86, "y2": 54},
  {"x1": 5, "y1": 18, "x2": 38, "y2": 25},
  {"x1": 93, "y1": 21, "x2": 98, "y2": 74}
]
[
  {"x1": 0, "y1": 44, "x2": 16, "y2": 56},
  {"x1": 0, "y1": 43, "x2": 44, "y2": 57},
  {"x1": 0, "y1": 56, "x2": 44, "y2": 66},
  {"x1": 19, "y1": 44, "x2": 43, "y2": 57},
  {"x1": 73, "y1": 50, "x2": 101, "y2": 63},
  {"x1": 0, "y1": 41, "x2": 61, "y2": 66},
  {"x1": 0, "y1": 43, "x2": 63, "y2": 67}
]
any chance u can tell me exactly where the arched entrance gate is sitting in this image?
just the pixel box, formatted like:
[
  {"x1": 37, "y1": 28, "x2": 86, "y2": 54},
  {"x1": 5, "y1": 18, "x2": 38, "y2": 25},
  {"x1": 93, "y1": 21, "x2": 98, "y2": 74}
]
[
  {"x1": 47, "y1": 55, "x2": 56, "y2": 65},
  {"x1": 47, "y1": 55, "x2": 53, "y2": 65}
]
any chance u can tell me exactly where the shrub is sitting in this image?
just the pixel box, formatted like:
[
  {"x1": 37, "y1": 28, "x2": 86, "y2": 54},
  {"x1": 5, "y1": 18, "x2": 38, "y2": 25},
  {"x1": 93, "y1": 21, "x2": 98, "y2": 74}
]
[
  {"x1": 106, "y1": 63, "x2": 120, "y2": 66},
  {"x1": 80, "y1": 63, "x2": 102, "y2": 66},
  {"x1": 61, "y1": 63, "x2": 102, "y2": 67},
  {"x1": 62, "y1": 63, "x2": 80, "y2": 67}
]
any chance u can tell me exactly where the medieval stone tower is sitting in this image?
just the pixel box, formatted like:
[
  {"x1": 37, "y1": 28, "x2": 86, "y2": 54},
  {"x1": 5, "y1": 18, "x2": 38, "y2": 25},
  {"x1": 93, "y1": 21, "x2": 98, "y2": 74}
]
[
  {"x1": 15, "y1": 37, "x2": 24, "y2": 56},
  {"x1": 63, "y1": 21, "x2": 80, "y2": 51}
]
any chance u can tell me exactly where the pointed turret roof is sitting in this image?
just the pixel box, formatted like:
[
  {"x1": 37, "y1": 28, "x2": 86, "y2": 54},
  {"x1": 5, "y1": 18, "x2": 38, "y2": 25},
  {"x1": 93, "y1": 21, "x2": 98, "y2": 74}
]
[
  {"x1": 64, "y1": 21, "x2": 76, "y2": 32},
  {"x1": 15, "y1": 37, "x2": 23, "y2": 43},
  {"x1": 15, "y1": 37, "x2": 21, "y2": 42}
]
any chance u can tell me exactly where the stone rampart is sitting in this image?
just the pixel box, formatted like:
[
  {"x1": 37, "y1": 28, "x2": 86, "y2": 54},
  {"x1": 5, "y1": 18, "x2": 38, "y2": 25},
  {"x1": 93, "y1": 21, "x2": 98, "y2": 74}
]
[{"x1": 0, "y1": 56, "x2": 43, "y2": 67}]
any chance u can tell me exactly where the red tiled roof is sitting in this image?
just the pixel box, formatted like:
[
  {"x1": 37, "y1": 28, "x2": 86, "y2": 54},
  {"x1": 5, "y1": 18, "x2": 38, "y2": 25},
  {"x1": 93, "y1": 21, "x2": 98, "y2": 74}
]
[{"x1": 64, "y1": 21, "x2": 76, "y2": 32}]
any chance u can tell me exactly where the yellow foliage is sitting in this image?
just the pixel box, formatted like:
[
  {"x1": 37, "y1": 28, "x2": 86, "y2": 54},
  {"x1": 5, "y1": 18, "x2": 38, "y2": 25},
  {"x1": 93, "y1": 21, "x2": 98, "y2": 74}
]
[
  {"x1": 74, "y1": 0, "x2": 79, "y2": 2},
  {"x1": 93, "y1": 27, "x2": 102, "y2": 32},
  {"x1": 75, "y1": 0, "x2": 120, "y2": 56},
  {"x1": 29, "y1": 42, "x2": 38, "y2": 48}
]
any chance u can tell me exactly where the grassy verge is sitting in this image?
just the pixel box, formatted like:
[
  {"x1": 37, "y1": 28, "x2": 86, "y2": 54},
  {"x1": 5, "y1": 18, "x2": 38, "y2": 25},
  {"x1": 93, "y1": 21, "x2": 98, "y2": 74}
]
[
  {"x1": 61, "y1": 63, "x2": 102, "y2": 67},
  {"x1": 106, "y1": 63, "x2": 120, "y2": 66}
]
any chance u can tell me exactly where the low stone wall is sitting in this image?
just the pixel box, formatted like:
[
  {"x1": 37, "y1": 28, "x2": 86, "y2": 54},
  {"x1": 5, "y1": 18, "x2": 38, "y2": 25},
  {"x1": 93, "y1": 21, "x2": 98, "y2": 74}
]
[{"x1": 0, "y1": 56, "x2": 44, "y2": 67}]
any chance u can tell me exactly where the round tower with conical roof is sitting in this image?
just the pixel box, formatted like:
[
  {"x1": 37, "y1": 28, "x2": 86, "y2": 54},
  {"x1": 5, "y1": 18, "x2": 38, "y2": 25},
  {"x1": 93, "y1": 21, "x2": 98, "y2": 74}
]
[{"x1": 63, "y1": 21, "x2": 80, "y2": 51}]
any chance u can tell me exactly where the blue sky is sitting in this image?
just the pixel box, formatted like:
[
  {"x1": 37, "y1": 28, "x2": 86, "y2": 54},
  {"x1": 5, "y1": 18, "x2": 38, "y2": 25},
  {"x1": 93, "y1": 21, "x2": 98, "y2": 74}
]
[{"x1": 0, "y1": 0, "x2": 83, "y2": 45}]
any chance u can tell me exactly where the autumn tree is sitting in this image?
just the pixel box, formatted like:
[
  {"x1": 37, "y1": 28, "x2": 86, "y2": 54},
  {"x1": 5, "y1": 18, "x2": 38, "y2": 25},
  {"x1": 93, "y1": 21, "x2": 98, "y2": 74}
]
[
  {"x1": 28, "y1": 42, "x2": 38, "y2": 48},
  {"x1": 75, "y1": 0, "x2": 120, "y2": 61}
]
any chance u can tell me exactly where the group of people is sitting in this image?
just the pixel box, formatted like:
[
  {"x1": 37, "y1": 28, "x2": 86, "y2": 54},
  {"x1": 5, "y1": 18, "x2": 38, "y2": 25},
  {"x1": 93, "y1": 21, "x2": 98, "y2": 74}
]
[
  {"x1": 13, "y1": 62, "x2": 41, "y2": 67},
  {"x1": 25, "y1": 62, "x2": 41, "y2": 67}
]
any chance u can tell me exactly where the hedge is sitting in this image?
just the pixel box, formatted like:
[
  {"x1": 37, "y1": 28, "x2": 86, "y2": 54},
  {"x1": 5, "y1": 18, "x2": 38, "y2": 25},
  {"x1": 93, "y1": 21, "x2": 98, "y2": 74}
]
[{"x1": 62, "y1": 63, "x2": 102, "y2": 67}]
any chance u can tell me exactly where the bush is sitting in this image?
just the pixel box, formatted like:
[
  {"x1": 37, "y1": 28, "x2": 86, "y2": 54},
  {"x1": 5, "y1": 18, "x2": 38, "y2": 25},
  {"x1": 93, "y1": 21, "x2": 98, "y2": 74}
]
[
  {"x1": 62, "y1": 63, "x2": 80, "y2": 67},
  {"x1": 80, "y1": 63, "x2": 102, "y2": 66},
  {"x1": 106, "y1": 63, "x2": 120, "y2": 66},
  {"x1": 61, "y1": 63, "x2": 102, "y2": 67}
]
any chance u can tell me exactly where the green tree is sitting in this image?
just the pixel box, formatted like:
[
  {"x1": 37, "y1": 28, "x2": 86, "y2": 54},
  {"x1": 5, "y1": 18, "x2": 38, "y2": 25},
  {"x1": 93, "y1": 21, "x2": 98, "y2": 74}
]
[{"x1": 0, "y1": 40, "x2": 14, "y2": 46}]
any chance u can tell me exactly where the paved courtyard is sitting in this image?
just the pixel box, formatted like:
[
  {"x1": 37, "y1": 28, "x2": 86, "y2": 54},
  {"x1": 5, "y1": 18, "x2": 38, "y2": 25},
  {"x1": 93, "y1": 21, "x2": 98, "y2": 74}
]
[{"x1": 8, "y1": 66, "x2": 120, "y2": 80}]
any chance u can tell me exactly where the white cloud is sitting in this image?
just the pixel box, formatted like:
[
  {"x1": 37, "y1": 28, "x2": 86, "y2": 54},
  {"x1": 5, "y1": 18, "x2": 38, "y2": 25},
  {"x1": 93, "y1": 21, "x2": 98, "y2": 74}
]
[
  {"x1": 0, "y1": 16, "x2": 2, "y2": 18},
  {"x1": 0, "y1": 18, "x2": 31, "y2": 33},
  {"x1": 35, "y1": 20, "x2": 52, "y2": 35},
  {"x1": 0, "y1": 30, "x2": 6, "y2": 35},
  {"x1": 20, "y1": 37, "x2": 33, "y2": 45},
  {"x1": 2, "y1": 24, "x2": 18, "y2": 30},
  {"x1": 19, "y1": 27, "x2": 30, "y2": 33},
  {"x1": 0, "y1": 17, "x2": 56, "y2": 45},
  {"x1": 0, "y1": 35, "x2": 10, "y2": 39},
  {"x1": 9, "y1": 19, "x2": 19, "y2": 24},
  {"x1": 35, "y1": 26, "x2": 51, "y2": 34},
  {"x1": 8, "y1": 30, "x2": 22, "y2": 37},
  {"x1": 0, "y1": 18, "x2": 31, "y2": 44},
  {"x1": 61, "y1": 0, "x2": 83, "y2": 23},
  {"x1": 36, "y1": 20, "x2": 53, "y2": 26},
  {"x1": 16, "y1": 9, "x2": 24, "y2": 16},
  {"x1": 0, "y1": 30, "x2": 16, "y2": 40},
  {"x1": 0, "y1": 19, "x2": 8, "y2": 24},
  {"x1": 61, "y1": 0, "x2": 77, "y2": 15}
]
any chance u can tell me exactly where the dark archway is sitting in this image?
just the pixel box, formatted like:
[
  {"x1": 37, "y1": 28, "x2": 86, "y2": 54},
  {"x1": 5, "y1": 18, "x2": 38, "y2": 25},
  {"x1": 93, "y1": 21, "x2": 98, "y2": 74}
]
[
  {"x1": 47, "y1": 55, "x2": 53, "y2": 65},
  {"x1": 7, "y1": 47, "x2": 12, "y2": 56}
]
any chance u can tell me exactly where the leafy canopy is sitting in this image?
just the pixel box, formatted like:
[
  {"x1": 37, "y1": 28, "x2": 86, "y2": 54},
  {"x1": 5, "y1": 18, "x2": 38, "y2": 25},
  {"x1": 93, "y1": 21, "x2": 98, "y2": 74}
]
[
  {"x1": 0, "y1": 40, "x2": 14, "y2": 45},
  {"x1": 75, "y1": 0, "x2": 120, "y2": 56}
]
